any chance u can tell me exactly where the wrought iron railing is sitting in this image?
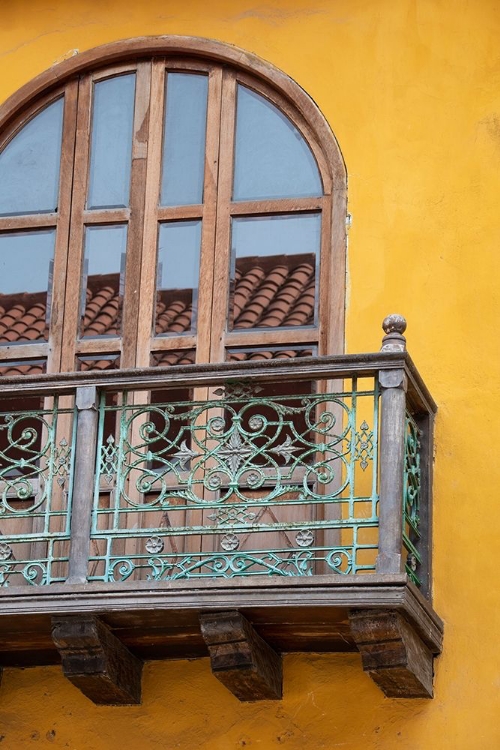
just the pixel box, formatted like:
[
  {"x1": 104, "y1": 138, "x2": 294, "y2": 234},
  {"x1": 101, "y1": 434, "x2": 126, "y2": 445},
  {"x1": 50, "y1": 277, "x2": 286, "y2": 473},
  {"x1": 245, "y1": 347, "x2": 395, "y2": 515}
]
[
  {"x1": 0, "y1": 396, "x2": 75, "y2": 585},
  {"x1": 0, "y1": 316, "x2": 436, "y2": 596},
  {"x1": 89, "y1": 376, "x2": 380, "y2": 582},
  {"x1": 404, "y1": 412, "x2": 422, "y2": 586}
]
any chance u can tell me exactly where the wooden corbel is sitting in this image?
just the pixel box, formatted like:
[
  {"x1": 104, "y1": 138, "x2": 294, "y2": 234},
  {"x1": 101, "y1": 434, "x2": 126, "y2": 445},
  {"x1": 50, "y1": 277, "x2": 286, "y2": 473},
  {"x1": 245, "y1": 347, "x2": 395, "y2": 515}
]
[
  {"x1": 200, "y1": 611, "x2": 282, "y2": 701},
  {"x1": 52, "y1": 615, "x2": 143, "y2": 705},
  {"x1": 349, "y1": 608, "x2": 434, "y2": 698}
]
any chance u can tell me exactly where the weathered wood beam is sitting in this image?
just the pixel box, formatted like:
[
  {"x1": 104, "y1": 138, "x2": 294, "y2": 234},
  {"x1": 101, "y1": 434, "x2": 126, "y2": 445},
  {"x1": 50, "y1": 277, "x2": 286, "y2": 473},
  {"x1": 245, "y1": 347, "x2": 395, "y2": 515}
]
[
  {"x1": 66, "y1": 386, "x2": 98, "y2": 584},
  {"x1": 200, "y1": 611, "x2": 282, "y2": 701},
  {"x1": 51, "y1": 615, "x2": 142, "y2": 705},
  {"x1": 349, "y1": 608, "x2": 434, "y2": 698}
]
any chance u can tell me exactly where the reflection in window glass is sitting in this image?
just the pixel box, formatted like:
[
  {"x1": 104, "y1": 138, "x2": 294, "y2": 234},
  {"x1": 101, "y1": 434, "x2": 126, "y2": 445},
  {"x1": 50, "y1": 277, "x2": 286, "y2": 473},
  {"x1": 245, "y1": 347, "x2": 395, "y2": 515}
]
[
  {"x1": 80, "y1": 225, "x2": 127, "y2": 338},
  {"x1": 226, "y1": 345, "x2": 315, "y2": 362},
  {"x1": 87, "y1": 75, "x2": 136, "y2": 209},
  {"x1": 161, "y1": 73, "x2": 209, "y2": 207},
  {"x1": 233, "y1": 86, "x2": 322, "y2": 201},
  {"x1": 155, "y1": 221, "x2": 202, "y2": 336},
  {"x1": 76, "y1": 353, "x2": 121, "y2": 371},
  {"x1": 0, "y1": 359, "x2": 47, "y2": 377},
  {"x1": 150, "y1": 350, "x2": 196, "y2": 367},
  {"x1": 0, "y1": 99, "x2": 63, "y2": 216},
  {"x1": 0, "y1": 230, "x2": 56, "y2": 344},
  {"x1": 230, "y1": 214, "x2": 321, "y2": 330}
]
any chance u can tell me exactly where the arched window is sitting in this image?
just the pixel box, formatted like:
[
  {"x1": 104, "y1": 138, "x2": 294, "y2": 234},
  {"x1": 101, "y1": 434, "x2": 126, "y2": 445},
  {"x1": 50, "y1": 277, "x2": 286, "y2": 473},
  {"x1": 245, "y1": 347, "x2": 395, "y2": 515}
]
[{"x1": 0, "y1": 38, "x2": 346, "y2": 376}]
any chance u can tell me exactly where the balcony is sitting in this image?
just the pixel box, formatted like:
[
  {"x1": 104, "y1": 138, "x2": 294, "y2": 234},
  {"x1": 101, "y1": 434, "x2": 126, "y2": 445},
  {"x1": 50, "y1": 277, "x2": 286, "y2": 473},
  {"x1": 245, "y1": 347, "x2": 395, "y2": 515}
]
[{"x1": 0, "y1": 317, "x2": 442, "y2": 703}]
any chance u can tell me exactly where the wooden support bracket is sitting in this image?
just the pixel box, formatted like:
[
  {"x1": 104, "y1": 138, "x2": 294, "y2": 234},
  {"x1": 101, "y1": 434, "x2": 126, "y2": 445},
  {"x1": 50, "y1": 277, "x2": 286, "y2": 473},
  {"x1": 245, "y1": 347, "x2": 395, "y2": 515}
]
[
  {"x1": 51, "y1": 615, "x2": 143, "y2": 705},
  {"x1": 349, "y1": 609, "x2": 435, "y2": 698},
  {"x1": 200, "y1": 611, "x2": 282, "y2": 702}
]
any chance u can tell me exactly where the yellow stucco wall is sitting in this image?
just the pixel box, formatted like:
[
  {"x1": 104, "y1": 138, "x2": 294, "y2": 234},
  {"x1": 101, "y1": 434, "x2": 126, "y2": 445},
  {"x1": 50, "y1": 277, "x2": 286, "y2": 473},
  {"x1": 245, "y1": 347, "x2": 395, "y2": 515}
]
[{"x1": 1, "y1": 1, "x2": 500, "y2": 748}]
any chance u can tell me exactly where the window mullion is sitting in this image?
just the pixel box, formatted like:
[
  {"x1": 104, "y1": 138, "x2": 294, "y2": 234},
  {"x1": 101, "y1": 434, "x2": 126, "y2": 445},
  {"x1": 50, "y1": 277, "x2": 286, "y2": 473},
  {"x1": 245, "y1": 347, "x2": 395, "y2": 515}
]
[
  {"x1": 208, "y1": 69, "x2": 236, "y2": 365},
  {"x1": 121, "y1": 60, "x2": 152, "y2": 369},
  {"x1": 59, "y1": 73, "x2": 92, "y2": 373},
  {"x1": 321, "y1": 188, "x2": 345, "y2": 357},
  {"x1": 194, "y1": 64, "x2": 223, "y2": 366},
  {"x1": 135, "y1": 58, "x2": 165, "y2": 369},
  {"x1": 49, "y1": 79, "x2": 80, "y2": 374}
]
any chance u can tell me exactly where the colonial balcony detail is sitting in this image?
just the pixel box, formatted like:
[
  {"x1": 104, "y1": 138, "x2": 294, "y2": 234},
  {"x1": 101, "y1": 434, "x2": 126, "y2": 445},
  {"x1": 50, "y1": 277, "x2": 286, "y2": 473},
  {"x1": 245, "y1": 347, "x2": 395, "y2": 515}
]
[{"x1": 0, "y1": 318, "x2": 443, "y2": 703}]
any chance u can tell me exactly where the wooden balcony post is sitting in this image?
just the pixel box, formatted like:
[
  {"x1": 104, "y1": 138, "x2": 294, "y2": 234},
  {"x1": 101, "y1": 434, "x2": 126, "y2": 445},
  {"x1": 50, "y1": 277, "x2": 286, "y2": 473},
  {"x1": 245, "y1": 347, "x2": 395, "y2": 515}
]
[
  {"x1": 376, "y1": 315, "x2": 407, "y2": 575},
  {"x1": 67, "y1": 386, "x2": 98, "y2": 584}
]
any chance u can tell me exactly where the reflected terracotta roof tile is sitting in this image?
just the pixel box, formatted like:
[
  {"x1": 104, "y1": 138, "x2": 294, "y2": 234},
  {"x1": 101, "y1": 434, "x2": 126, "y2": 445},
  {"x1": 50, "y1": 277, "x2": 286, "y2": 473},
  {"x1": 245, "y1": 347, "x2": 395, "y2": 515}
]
[
  {"x1": 23, "y1": 304, "x2": 48, "y2": 341},
  {"x1": 83, "y1": 286, "x2": 118, "y2": 334},
  {"x1": 233, "y1": 266, "x2": 266, "y2": 319},
  {"x1": 235, "y1": 265, "x2": 289, "y2": 328},
  {"x1": 247, "y1": 350, "x2": 273, "y2": 360},
  {"x1": 168, "y1": 306, "x2": 193, "y2": 333},
  {"x1": 1, "y1": 330, "x2": 21, "y2": 343},
  {"x1": 156, "y1": 301, "x2": 187, "y2": 334},
  {"x1": 0, "y1": 256, "x2": 317, "y2": 374},
  {"x1": 226, "y1": 348, "x2": 313, "y2": 362},
  {"x1": 0, "y1": 304, "x2": 26, "y2": 338},
  {"x1": 22, "y1": 326, "x2": 45, "y2": 341},
  {"x1": 85, "y1": 298, "x2": 120, "y2": 337},
  {"x1": 87, "y1": 358, "x2": 113, "y2": 371},
  {"x1": 0, "y1": 362, "x2": 45, "y2": 376},
  {"x1": 227, "y1": 351, "x2": 247, "y2": 362},
  {"x1": 233, "y1": 257, "x2": 315, "y2": 330},
  {"x1": 152, "y1": 350, "x2": 196, "y2": 367},
  {"x1": 283, "y1": 281, "x2": 315, "y2": 326},
  {"x1": 78, "y1": 356, "x2": 120, "y2": 372},
  {"x1": 10, "y1": 324, "x2": 28, "y2": 338}
]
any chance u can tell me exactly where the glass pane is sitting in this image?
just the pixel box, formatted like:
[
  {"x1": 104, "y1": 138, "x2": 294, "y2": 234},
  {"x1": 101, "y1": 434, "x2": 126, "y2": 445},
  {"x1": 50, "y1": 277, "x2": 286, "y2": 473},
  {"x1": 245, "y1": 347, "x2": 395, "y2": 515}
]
[
  {"x1": 160, "y1": 73, "x2": 209, "y2": 206},
  {"x1": 87, "y1": 75, "x2": 136, "y2": 209},
  {"x1": 155, "y1": 221, "x2": 202, "y2": 336},
  {"x1": 0, "y1": 359, "x2": 46, "y2": 377},
  {"x1": 76, "y1": 353, "x2": 120, "y2": 371},
  {"x1": 230, "y1": 214, "x2": 321, "y2": 330},
  {"x1": 226, "y1": 345, "x2": 315, "y2": 362},
  {"x1": 233, "y1": 85, "x2": 322, "y2": 201},
  {"x1": 0, "y1": 230, "x2": 55, "y2": 344},
  {"x1": 81, "y1": 225, "x2": 127, "y2": 338},
  {"x1": 0, "y1": 99, "x2": 63, "y2": 216},
  {"x1": 151, "y1": 350, "x2": 196, "y2": 367}
]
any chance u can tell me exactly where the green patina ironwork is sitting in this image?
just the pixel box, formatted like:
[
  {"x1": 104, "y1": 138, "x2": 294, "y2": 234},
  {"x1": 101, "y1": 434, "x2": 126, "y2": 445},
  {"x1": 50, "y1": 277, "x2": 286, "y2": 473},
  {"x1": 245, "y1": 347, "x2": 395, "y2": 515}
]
[
  {"x1": 403, "y1": 412, "x2": 422, "y2": 586},
  {"x1": 0, "y1": 397, "x2": 75, "y2": 586},
  {"x1": 90, "y1": 378, "x2": 380, "y2": 582},
  {"x1": 0, "y1": 376, "x2": 432, "y2": 588}
]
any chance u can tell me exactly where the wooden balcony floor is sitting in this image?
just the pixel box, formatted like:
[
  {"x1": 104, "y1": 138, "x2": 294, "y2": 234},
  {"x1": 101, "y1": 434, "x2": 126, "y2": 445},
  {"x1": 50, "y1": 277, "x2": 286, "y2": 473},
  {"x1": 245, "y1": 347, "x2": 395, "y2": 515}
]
[{"x1": 0, "y1": 574, "x2": 442, "y2": 667}]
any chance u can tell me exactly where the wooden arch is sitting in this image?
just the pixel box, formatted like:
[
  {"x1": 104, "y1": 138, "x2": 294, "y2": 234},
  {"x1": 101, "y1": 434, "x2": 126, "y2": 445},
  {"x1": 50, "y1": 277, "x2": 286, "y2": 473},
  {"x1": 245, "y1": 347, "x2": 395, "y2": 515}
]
[{"x1": 0, "y1": 36, "x2": 346, "y2": 183}]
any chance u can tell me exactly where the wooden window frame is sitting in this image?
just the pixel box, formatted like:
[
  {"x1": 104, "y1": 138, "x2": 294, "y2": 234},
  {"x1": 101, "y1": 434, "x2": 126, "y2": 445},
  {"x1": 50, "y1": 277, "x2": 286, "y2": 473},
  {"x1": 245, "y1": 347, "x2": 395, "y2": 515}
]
[{"x1": 0, "y1": 37, "x2": 347, "y2": 374}]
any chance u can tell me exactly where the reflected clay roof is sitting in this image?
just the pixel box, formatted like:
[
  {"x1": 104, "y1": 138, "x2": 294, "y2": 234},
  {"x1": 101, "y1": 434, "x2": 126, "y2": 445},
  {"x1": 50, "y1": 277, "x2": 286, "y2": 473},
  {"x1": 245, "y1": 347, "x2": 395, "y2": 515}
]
[{"x1": 0, "y1": 254, "x2": 316, "y2": 375}]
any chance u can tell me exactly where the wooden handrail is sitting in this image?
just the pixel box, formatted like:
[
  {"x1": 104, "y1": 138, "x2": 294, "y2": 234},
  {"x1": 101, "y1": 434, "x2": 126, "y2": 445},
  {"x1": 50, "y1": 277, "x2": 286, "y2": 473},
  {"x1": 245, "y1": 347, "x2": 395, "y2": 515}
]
[{"x1": 0, "y1": 351, "x2": 436, "y2": 415}]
